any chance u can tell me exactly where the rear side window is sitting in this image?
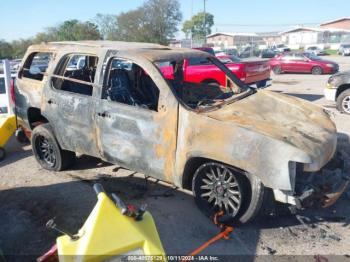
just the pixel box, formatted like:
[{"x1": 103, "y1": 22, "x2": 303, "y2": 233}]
[
  {"x1": 52, "y1": 54, "x2": 99, "y2": 96},
  {"x1": 188, "y1": 57, "x2": 212, "y2": 66},
  {"x1": 0, "y1": 78, "x2": 5, "y2": 94},
  {"x1": 21, "y1": 52, "x2": 53, "y2": 81}
]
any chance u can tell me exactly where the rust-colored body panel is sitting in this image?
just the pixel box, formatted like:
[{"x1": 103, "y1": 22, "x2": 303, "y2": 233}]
[{"x1": 15, "y1": 41, "x2": 339, "y2": 195}]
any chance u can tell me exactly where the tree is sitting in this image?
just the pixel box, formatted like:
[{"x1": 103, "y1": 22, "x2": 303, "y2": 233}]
[
  {"x1": 143, "y1": 0, "x2": 183, "y2": 44},
  {"x1": 9, "y1": 39, "x2": 34, "y2": 59},
  {"x1": 182, "y1": 12, "x2": 214, "y2": 40},
  {"x1": 93, "y1": 14, "x2": 119, "y2": 40},
  {"x1": 115, "y1": 0, "x2": 182, "y2": 44},
  {"x1": 46, "y1": 20, "x2": 102, "y2": 41},
  {"x1": 0, "y1": 40, "x2": 13, "y2": 59}
]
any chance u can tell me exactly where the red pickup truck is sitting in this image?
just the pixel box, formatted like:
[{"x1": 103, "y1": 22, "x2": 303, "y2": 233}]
[{"x1": 159, "y1": 49, "x2": 271, "y2": 88}]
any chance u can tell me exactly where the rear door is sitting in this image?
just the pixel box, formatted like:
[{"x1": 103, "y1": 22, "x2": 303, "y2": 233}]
[
  {"x1": 42, "y1": 53, "x2": 100, "y2": 157},
  {"x1": 16, "y1": 51, "x2": 54, "y2": 110},
  {"x1": 95, "y1": 53, "x2": 178, "y2": 182},
  {"x1": 291, "y1": 53, "x2": 311, "y2": 73},
  {"x1": 184, "y1": 57, "x2": 226, "y2": 86}
]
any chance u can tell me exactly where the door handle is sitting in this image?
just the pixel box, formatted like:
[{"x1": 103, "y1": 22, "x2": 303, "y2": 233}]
[
  {"x1": 47, "y1": 99, "x2": 56, "y2": 105},
  {"x1": 97, "y1": 112, "x2": 110, "y2": 118}
]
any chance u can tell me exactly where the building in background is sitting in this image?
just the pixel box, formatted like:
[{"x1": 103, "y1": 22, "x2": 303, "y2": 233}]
[
  {"x1": 206, "y1": 32, "x2": 264, "y2": 49},
  {"x1": 171, "y1": 17, "x2": 350, "y2": 50},
  {"x1": 280, "y1": 26, "x2": 350, "y2": 49},
  {"x1": 320, "y1": 17, "x2": 350, "y2": 30},
  {"x1": 256, "y1": 32, "x2": 281, "y2": 47}
]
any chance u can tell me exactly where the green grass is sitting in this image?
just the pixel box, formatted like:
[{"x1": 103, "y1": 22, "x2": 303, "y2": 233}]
[{"x1": 324, "y1": 49, "x2": 338, "y2": 55}]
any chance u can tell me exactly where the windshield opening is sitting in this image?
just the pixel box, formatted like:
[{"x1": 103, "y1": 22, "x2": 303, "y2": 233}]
[{"x1": 155, "y1": 56, "x2": 250, "y2": 111}]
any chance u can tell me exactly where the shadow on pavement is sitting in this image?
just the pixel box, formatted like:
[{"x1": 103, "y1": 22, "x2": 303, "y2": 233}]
[
  {"x1": 1, "y1": 172, "x2": 349, "y2": 262},
  {"x1": 283, "y1": 93, "x2": 323, "y2": 102},
  {"x1": 0, "y1": 135, "x2": 31, "y2": 168}
]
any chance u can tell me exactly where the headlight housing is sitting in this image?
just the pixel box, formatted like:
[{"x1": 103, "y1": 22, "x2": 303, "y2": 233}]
[
  {"x1": 289, "y1": 161, "x2": 297, "y2": 192},
  {"x1": 326, "y1": 63, "x2": 334, "y2": 68},
  {"x1": 327, "y1": 75, "x2": 341, "y2": 87}
]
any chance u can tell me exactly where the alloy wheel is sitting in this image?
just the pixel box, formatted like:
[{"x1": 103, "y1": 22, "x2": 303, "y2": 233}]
[
  {"x1": 36, "y1": 136, "x2": 56, "y2": 167},
  {"x1": 342, "y1": 95, "x2": 350, "y2": 114},
  {"x1": 198, "y1": 163, "x2": 242, "y2": 216}
]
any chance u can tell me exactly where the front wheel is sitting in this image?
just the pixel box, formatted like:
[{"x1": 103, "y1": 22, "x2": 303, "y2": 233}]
[
  {"x1": 336, "y1": 89, "x2": 350, "y2": 114},
  {"x1": 31, "y1": 124, "x2": 76, "y2": 171},
  {"x1": 272, "y1": 66, "x2": 282, "y2": 75},
  {"x1": 311, "y1": 66, "x2": 323, "y2": 75},
  {"x1": 192, "y1": 162, "x2": 267, "y2": 224}
]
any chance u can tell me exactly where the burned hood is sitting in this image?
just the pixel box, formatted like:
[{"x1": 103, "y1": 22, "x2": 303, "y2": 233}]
[{"x1": 205, "y1": 90, "x2": 337, "y2": 171}]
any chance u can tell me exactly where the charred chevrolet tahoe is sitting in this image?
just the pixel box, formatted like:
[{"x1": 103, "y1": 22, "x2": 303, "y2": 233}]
[{"x1": 15, "y1": 41, "x2": 348, "y2": 223}]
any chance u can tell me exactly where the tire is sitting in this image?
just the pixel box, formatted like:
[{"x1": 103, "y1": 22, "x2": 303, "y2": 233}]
[
  {"x1": 202, "y1": 80, "x2": 220, "y2": 86},
  {"x1": 336, "y1": 89, "x2": 350, "y2": 115},
  {"x1": 311, "y1": 66, "x2": 323, "y2": 75},
  {"x1": 272, "y1": 66, "x2": 282, "y2": 75},
  {"x1": 31, "y1": 124, "x2": 76, "y2": 171},
  {"x1": 0, "y1": 147, "x2": 6, "y2": 162},
  {"x1": 192, "y1": 162, "x2": 267, "y2": 224}
]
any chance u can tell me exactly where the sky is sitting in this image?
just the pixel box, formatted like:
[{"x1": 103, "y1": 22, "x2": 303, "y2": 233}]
[{"x1": 0, "y1": 0, "x2": 349, "y2": 41}]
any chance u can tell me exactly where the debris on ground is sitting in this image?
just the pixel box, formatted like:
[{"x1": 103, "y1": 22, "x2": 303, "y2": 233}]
[{"x1": 260, "y1": 242, "x2": 277, "y2": 255}]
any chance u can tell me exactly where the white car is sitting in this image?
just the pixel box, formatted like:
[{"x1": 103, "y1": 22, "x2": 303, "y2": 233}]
[
  {"x1": 338, "y1": 44, "x2": 350, "y2": 56},
  {"x1": 0, "y1": 73, "x2": 16, "y2": 114},
  {"x1": 0, "y1": 74, "x2": 9, "y2": 114},
  {"x1": 274, "y1": 44, "x2": 291, "y2": 53},
  {"x1": 306, "y1": 46, "x2": 327, "y2": 56}
]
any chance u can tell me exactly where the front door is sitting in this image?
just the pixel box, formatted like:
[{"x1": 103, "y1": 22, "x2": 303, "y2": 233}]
[
  {"x1": 42, "y1": 53, "x2": 100, "y2": 157},
  {"x1": 95, "y1": 55, "x2": 178, "y2": 182}
]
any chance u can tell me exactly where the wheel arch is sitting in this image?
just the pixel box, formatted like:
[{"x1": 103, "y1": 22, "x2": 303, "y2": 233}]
[
  {"x1": 27, "y1": 107, "x2": 48, "y2": 130},
  {"x1": 201, "y1": 79, "x2": 220, "y2": 85},
  {"x1": 336, "y1": 84, "x2": 350, "y2": 99},
  {"x1": 181, "y1": 156, "x2": 247, "y2": 190}
]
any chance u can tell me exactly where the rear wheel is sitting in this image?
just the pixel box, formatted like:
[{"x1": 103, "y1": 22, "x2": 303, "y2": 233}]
[
  {"x1": 31, "y1": 124, "x2": 76, "y2": 171},
  {"x1": 202, "y1": 80, "x2": 220, "y2": 86},
  {"x1": 272, "y1": 66, "x2": 282, "y2": 75},
  {"x1": 311, "y1": 66, "x2": 323, "y2": 75},
  {"x1": 192, "y1": 162, "x2": 267, "y2": 224},
  {"x1": 336, "y1": 89, "x2": 350, "y2": 114}
]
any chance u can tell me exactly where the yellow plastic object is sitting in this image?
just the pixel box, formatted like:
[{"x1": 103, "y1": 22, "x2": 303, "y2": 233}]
[
  {"x1": 57, "y1": 192, "x2": 166, "y2": 262},
  {"x1": 0, "y1": 114, "x2": 16, "y2": 147}
]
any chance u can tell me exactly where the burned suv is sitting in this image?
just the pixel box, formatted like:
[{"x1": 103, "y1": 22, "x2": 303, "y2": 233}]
[{"x1": 15, "y1": 41, "x2": 348, "y2": 223}]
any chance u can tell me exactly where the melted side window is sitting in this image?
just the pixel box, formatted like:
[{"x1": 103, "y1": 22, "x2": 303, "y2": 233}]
[
  {"x1": 51, "y1": 54, "x2": 99, "y2": 96},
  {"x1": 156, "y1": 57, "x2": 244, "y2": 110},
  {"x1": 102, "y1": 58, "x2": 160, "y2": 112},
  {"x1": 21, "y1": 52, "x2": 53, "y2": 81}
]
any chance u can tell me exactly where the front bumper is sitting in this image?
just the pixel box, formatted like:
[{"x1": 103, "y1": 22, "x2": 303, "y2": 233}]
[
  {"x1": 273, "y1": 150, "x2": 350, "y2": 209},
  {"x1": 324, "y1": 86, "x2": 337, "y2": 101}
]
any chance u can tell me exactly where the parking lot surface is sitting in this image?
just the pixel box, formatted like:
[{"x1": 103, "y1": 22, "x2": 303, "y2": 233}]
[{"x1": 0, "y1": 56, "x2": 350, "y2": 261}]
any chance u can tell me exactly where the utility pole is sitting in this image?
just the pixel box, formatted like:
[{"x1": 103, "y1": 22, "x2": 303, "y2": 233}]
[{"x1": 203, "y1": 0, "x2": 207, "y2": 44}]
